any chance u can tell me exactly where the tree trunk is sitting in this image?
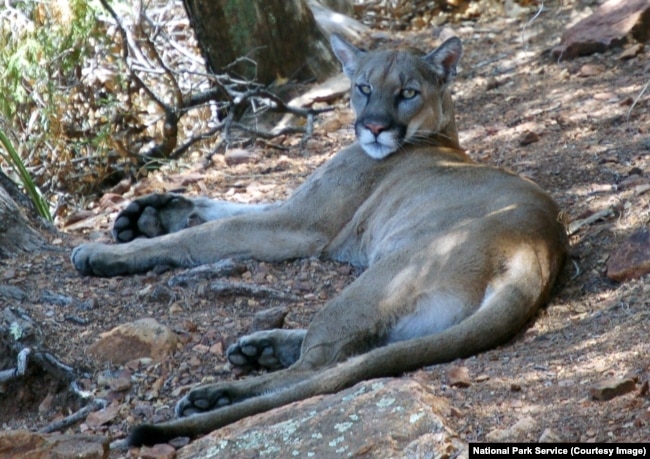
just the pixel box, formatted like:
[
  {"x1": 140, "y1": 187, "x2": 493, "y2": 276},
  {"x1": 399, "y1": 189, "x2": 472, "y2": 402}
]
[
  {"x1": 0, "y1": 172, "x2": 45, "y2": 259},
  {"x1": 182, "y1": 0, "x2": 341, "y2": 85}
]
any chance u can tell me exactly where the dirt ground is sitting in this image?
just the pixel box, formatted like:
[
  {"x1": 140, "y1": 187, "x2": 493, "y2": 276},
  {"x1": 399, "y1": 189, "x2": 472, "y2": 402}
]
[{"x1": 2, "y1": 1, "x2": 649, "y2": 454}]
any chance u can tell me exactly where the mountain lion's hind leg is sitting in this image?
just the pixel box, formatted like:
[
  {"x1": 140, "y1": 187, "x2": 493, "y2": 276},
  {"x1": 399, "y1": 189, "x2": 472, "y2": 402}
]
[
  {"x1": 226, "y1": 329, "x2": 307, "y2": 371},
  {"x1": 175, "y1": 367, "x2": 313, "y2": 417},
  {"x1": 113, "y1": 192, "x2": 275, "y2": 242},
  {"x1": 175, "y1": 330, "x2": 306, "y2": 416}
]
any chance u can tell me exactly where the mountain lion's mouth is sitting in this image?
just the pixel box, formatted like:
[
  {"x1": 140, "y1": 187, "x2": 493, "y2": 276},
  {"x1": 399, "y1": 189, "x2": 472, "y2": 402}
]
[{"x1": 357, "y1": 127, "x2": 403, "y2": 159}]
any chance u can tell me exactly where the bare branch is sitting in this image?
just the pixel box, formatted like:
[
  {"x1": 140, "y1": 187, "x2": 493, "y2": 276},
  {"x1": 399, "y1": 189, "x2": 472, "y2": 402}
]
[
  {"x1": 0, "y1": 348, "x2": 30, "y2": 383},
  {"x1": 627, "y1": 80, "x2": 649, "y2": 121},
  {"x1": 209, "y1": 280, "x2": 299, "y2": 301},
  {"x1": 98, "y1": 0, "x2": 335, "y2": 167},
  {"x1": 39, "y1": 398, "x2": 108, "y2": 434}
]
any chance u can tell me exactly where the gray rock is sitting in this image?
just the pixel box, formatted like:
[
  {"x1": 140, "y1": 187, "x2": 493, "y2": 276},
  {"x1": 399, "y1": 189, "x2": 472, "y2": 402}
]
[
  {"x1": 0, "y1": 285, "x2": 26, "y2": 301},
  {"x1": 175, "y1": 378, "x2": 466, "y2": 459},
  {"x1": 606, "y1": 226, "x2": 650, "y2": 281},
  {"x1": 552, "y1": 0, "x2": 650, "y2": 59},
  {"x1": 0, "y1": 430, "x2": 109, "y2": 459}
]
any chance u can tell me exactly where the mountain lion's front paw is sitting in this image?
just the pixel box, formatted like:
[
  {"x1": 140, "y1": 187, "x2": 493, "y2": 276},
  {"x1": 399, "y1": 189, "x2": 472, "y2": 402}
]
[
  {"x1": 71, "y1": 243, "x2": 131, "y2": 277},
  {"x1": 71, "y1": 243, "x2": 103, "y2": 276},
  {"x1": 113, "y1": 193, "x2": 197, "y2": 242}
]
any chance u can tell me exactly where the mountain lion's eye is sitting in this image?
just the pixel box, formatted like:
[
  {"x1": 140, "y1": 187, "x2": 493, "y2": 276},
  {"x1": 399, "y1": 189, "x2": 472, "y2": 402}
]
[
  {"x1": 400, "y1": 88, "x2": 418, "y2": 100},
  {"x1": 357, "y1": 84, "x2": 372, "y2": 95}
]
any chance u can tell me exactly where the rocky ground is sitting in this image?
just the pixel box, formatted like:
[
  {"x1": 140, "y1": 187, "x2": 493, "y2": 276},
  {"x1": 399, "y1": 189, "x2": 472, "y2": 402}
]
[{"x1": 1, "y1": 1, "x2": 649, "y2": 458}]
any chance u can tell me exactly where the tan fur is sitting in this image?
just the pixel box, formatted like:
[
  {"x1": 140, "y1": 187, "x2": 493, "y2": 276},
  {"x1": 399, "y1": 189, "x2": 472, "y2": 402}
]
[{"x1": 71, "y1": 35, "x2": 568, "y2": 446}]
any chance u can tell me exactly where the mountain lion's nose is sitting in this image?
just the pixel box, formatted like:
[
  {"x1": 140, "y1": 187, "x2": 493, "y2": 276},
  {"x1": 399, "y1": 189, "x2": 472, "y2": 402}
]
[{"x1": 364, "y1": 122, "x2": 386, "y2": 136}]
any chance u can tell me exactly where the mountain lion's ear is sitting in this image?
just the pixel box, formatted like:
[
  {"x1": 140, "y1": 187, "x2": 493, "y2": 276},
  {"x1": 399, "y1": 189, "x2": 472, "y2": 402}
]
[
  {"x1": 423, "y1": 37, "x2": 463, "y2": 84},
  {"x1": 330, "y1": 33, "x2": 365, "y2": 78}
]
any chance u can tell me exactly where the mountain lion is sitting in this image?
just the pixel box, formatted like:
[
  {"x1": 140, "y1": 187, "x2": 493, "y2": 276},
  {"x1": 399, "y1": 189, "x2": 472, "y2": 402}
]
[{"x1": 71, "y1": 34, "x2": 568, "y2": 446}]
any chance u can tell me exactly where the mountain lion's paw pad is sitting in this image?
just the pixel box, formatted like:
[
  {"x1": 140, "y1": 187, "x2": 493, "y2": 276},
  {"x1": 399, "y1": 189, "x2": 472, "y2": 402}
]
[
  {"x1": 227, "y1": 337, "x2": 282, "y2": 370},
  {"x1": 175, "y1": 388, "x2": 232, "y2": 417}
]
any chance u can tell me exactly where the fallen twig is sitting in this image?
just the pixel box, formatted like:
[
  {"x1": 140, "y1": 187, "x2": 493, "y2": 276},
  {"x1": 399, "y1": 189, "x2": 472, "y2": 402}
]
[
  {"x1": 627, "y1": 79, "x2": 649, "y2": 121},
  {"x1": 209, "y1": 280, "x2": 299, "y2": 301},
  {"x1": 168, "y1": 259, "x2": 248, "y2": 287},
  {"x1": 0, "y1": 348, "x2": 30, "y2": 383},
  {"x1": 567, "y1": 207, "x2": 615, "y2": 236},
  {"x1": 1, "y1": 307, "x2": 106, "y2": 433},
  {"x1": 39, "y1": 398, "x2": 108, "y2": 434}
]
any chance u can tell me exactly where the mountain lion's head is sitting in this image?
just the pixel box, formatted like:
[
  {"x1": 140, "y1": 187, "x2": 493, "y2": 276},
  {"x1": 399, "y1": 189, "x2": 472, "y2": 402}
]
[{"x1": 331, "y1": 34, "x2": 462, "y2": 159}]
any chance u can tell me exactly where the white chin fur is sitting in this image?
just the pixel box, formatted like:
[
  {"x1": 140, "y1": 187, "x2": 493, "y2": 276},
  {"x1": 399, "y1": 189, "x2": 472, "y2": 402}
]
[{"x1": 358, "y1": 130, "x2": 399, "y2": 159}]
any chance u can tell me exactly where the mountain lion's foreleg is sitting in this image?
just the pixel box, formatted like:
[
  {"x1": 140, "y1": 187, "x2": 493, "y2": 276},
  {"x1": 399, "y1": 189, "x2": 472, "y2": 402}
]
[
  {"x1": 71, "y1": 208, "x2": 329, "y2": 276},
  {"x1": 112, "y1": 192, "x2": 276, "y2": 242}
]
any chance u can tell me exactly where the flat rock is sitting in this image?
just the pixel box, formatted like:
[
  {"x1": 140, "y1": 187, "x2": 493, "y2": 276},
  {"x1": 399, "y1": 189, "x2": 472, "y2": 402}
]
[
  {"x1": 606, "y1": 226, "x2": 650, "y2": 281},
  {"x1": 0, "y1": 430, "x2": 109, "y2": 459},
  {"x1": 138, "y1": 443, "x2": 177, "y2": 459},
  {"x1": 0, "y1": 284, "x2": 26, "y2": 301},
  {"x1": 552, "y1": 0, "x2": 650, "y2": 59},
  {"x1": 174, "y1": 378, "x2": 466, "y2": 459},
  {"x1": 590, "y1": 377, "x2": 636, "y2": 401},
  {"x1": 486, "y1": 416, "x2": 537, "y2": 442},
  {"x1": 250, "y1": 305, "x2": 289, "y2": 331},
  {"x1": 87, "y1": 318, "x2": 177, "y2": 365}
]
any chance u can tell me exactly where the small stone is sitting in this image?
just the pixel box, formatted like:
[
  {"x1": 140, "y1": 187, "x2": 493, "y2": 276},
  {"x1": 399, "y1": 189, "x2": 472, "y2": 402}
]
[
  {"x1": 87, "y1": 318, "x2": 178, "y2": 365},
  {"x1": 519, "y1": 131, "x2": 540, "y2": 146},
  {"x1": 192, "y1": 344, "x2": 210, "y2": 354},
  {"x1": 448, "y1": 366, "x2": 471, "y2": 388},
  {"x1": 38, "y1": 394, "x2": 54, "y2": 414},
  {"x1": 578, "y1": 64, "x2": 605, "y2": 77},
  {"x1": 486, "y1": 416, "x2": 536, "y2": 442},
  {"x1": 590, "y1": 377, "x2": 636, "y2": 401},
  {"x1": 486, "y1": 428, "x2": 509, "y2": 442},
  {"x1": 0, "y1": 285, "x2": 25, "y2": 301},
  {"x1": 486, "y1": 76, "x2": 499, "y2": 91},
  {"x1": 450, "y1": 406, "x2": 464, "y2": 418},
  {"x1": 606, "y1": 227, "x2": 650, "y2": 281},
  {"x1": 620, "y1": 43, "x2": 644, "y2": 59},
  {"x1": 510, "y1": 416, "x2": 536, "y2": 435},
  {"x1": 320, "y1": 117, "x2": 342, "y2": 132},
  {"x1": 85, "y1": 402, "x2": 121, "y2": 428},
  {"x1": 108, "y1": 370, "x2": 132, "y2": 392},
  {"x1": 539, "y1": 428, "x2": 562, "y2": 443},
  {"x1": 99, "y1": 192, "x2": 123, "y2": 208},
  {"x1": 209, "y1": 342, "x2": 223, "y2": 355},
  {"x1": 636, "y1": 184, "x2": 650, "y2": 196},
  {"x1": 619, "y1": 174, "x2": 647, "y2": 189},
  {"x1": 250, "y1": 306, "x2": 288, "y2": 331},
  {"x1": 168, "y1": 302, "x2": 183, "y2": 315},
  {"x1": 64, "y1": 210, "x2": 95, "y2": 226},
  {"x1": 138, "y1": 443, "x2": 177, "y2": 459}
]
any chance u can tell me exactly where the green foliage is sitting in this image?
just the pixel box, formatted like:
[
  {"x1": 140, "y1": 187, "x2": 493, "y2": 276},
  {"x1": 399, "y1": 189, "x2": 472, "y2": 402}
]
[
  {"x1": 0, "y1": 128, "x2": 52, "y2": 221},
  {"x1": 0, "y1": 0, "x2": 129, "y2": 216},
  {"x1": 0, "y1": 0, "x2": 98, "y2": 118}
]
